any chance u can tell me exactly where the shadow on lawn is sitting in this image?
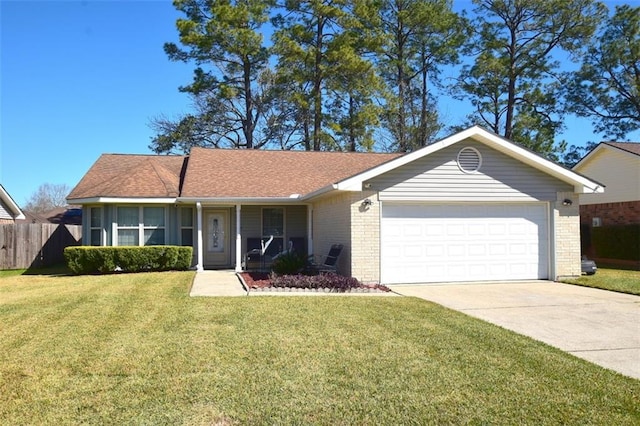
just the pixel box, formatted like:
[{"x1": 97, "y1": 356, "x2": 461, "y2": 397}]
[{"x1": 22, "y1": 263, "x2": 73, "y2": 276}]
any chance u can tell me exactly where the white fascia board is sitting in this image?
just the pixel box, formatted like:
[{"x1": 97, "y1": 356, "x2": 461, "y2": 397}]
[
  {"x1": 469, "y1": 130, "x2": 604, "y2": 194},
  {"x1": 573, "y1": 142, "x2": 639, "y2": 171},
  {"x1": 67, "y1": 197, "x2": 177, "y2": 204},
  {"x1": 299, "y1": 184, "x2": 339, "y2": 201},
  {"x1": 0, "y1": 185, "x2": 25, "y2": 219},
  {"x1": 335, "y1": 125, "x2": 603, "y2": 194},
  {"x1": 177, "y1": 196, "x2": 305, "y2": 205},
  {"x1": 572, "y1": 143, "x2": 606, "y2": 170},
  {"x1": 335, "y1": 127, "x2": 481, "y2": 191}
]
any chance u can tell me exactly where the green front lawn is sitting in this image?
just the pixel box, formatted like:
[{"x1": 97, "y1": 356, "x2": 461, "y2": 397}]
[
  {"x1": 1, "y1": 272, "x2": 638, "y2": 424},
  {"x1": 563, "y1": 268, "x2": 640, "y2": 295}
]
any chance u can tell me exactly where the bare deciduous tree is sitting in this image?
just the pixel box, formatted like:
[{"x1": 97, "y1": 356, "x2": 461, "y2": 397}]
[{"x1": 23, "y1": 183, "x2": 70, "y2": 214}]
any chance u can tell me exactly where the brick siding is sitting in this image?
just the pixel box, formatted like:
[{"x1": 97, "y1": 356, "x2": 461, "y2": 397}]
[
  {"x1": 579, "y1": 200, "x2": 640, "y2": 269},
  {"x1": 555, "y1": 192, "x2": 582, "y2": 279},
  {"x1": 311, "y1": 190, "x2": 381, "y2": 283},
  {"x1": 349, "y1": 191, "x2": 380, "y2": 284},
  {"x1": 311, "y1": 192, "x2": 352, "y2": 276},
  {"x1": 579, "y1": 201, "x2": 640, "y2": 227}
]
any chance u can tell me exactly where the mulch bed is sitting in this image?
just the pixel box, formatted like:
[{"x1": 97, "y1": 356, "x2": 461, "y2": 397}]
[
  {"x1": 238, "y1": 272, "x2": 391, "y2": 293},
  {"x1": 239, "y1": 272, "x2": 272, "y2": 289}
]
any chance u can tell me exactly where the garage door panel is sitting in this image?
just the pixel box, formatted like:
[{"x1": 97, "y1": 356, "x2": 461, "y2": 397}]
[
  {"x1": 426, "y1": 224, "x2": 445, "y2": 236},
  {"x1": 426, "y1": 245, "x2": 445, "y2": 256},
  {"x1": 404, "y1": 244, "x2": 424, "y2": 258},
  {"x1": 509, "y1": 243, "x2": 527, "y2": 255},
  {"x1": 381, "y1": 203, "x2": 548, "y2": 284},
  {"x1": 468, "y1": 244, "x2": 486, "y2": 256}
]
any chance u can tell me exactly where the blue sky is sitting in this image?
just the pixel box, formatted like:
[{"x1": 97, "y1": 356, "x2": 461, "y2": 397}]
[{"x1": 1, "y1": 0, "x2": 637, "y2": 207}]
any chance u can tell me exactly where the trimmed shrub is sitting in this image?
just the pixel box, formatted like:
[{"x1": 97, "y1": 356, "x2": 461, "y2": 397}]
[
  {"x1": 64, "y1": 246, "x2": 193, "y2": 275},
  {"x1": 592, "y1": 225, "x2": 640, "y2": 261},
  {"x1": 271, "y1": 251, "x2": 307, "y2": 275}
]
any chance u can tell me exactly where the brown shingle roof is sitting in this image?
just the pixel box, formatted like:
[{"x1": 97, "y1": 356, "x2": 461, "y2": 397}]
[
  {"x1": 181, "y1": 148, "x2": 400, "y2": 198},
  {"x1": 68, "y1": 154, "x2": 186, "y2": 199},
  {"x1": 605, "y1": 142, "x2": 640, "y2": 156},
  {"x1": 68, "y1": 149, "x2": 401, "y2": 200}
]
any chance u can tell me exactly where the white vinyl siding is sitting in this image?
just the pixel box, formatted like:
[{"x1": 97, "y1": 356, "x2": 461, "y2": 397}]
[
  {"x1": 381, "y1": 203, "x2": 549, "y2": 284},
  {"x1": 575, "y1": 147, "x2": 640, "y2": 205},
  {"x1": 370, "y1": 140, "x2": 572, "y2": 202},
  {"x1": 0, "y1": 199, "x2": 12, "y2": 220}
]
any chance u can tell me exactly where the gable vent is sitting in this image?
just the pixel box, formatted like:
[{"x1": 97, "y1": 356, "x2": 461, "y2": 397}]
[{"x1": 457, "y1": 147, "x2": 482, "y2": 173}]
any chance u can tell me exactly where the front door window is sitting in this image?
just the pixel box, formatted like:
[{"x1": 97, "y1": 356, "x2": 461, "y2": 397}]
[{"x1": 208, "y1": 213, "x2": 225, "y2": 253}]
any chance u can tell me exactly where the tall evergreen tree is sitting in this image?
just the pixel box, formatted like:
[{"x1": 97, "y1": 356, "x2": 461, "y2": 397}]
[
  {"x1": 325, "y1": 1, "x2": 385, "y2": 151},
  {"x1": 151, "y1": 0, "x2": 274, "y2": 153},
  {"x1": 376, "y1": 0, "x2": 466, "y2": 152},
  {"x1": 457, "y1": 0, "x2": 606, "y2": 159},
  {"x1": 272, "y1": 0, "x2": 381, "y2": 151},
  {"x1": 272, "y1": 0, "x2": 347, "y2": 151},
  {"x1": 563, "y1": 5, "x2": 640, "y2": 140}
]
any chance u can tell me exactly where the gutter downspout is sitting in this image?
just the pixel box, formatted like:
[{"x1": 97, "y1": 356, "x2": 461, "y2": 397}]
[{"x1": 196, "y1": 202, "x2": 203, "y2": 272}]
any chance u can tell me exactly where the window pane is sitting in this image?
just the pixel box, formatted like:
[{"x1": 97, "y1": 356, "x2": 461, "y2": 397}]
[
  {"x1": 90, "y1": 208, "x2": 102, "y2": 227},
  {"x1": 144, "y1": 229, "x2": 165, "y2": 246},
  {"x1": 144, "y1": 207, "x2": 164, "y2": 227},
  {"x1": 90, "y1": 229, "x2": 102, "y2": 246},
  {"x1": 181, "y1": 208, "x2": 193, "y2": 227},
  {"x1": 118, "y1": 229, "x2": 139, "y2": 246},
  {"x1": 264, "y1": 237, "x2": 284, "y2": 257},
  {"x1": 263, "y1": 208, "x2": 283, "y2": 236},
  {"x1": 118, "y1": 207, "x2": 138, "y2": 227},
  {"x1": 181, "y1": 229, "x2": 193, "y2": 246}
]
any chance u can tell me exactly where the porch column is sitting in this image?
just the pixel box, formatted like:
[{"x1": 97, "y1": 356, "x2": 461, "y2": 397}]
[
  {"x1": 235, "y1": 204, "x2": 242, "y2": 272},
  {"x1": 196, "y1": 202, "x2": 204, "y2": 272},
  {"x1": 307, "y1": 204, "x2": 313, "y2": 255}
]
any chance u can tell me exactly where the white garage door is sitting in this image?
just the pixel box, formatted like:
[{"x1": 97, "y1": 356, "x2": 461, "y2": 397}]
[{"x1": 381, "y1": 203, "x2": 549, "y2": 284}]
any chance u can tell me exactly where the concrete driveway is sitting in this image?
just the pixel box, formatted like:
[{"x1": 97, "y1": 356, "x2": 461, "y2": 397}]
[{"x1": 392, "y1": 281, "x2": 640, "y2": 380}]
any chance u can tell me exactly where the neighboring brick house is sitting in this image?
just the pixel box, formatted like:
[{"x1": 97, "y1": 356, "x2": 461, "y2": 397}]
[
  {"x1": 0, "y1": 184, "x2": 25, "y2": 223},
  {"x1": 573, "y1": 142, "x2": 640, "y2": 269},
  {"x1": 68, "y1": 126, "x2": 602, "y2": 284}
]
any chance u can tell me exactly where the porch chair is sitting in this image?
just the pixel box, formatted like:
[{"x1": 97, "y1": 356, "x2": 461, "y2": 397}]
[
  {"x1": 307, "y1": 244, "x2": 344, "y2": 274},
  {"x1": 244, "y1": 238, "x2": 264, "y2": 271}
]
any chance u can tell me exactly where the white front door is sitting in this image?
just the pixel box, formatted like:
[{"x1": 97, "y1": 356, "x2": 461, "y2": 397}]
[{"x1": 204, "y1": 210, "x2": 230, "y2": 267}]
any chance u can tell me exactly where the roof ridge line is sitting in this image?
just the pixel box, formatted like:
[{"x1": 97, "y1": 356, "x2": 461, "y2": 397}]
[{"x1": 147, "y1": 158, "x2": 180, "y2": 196}]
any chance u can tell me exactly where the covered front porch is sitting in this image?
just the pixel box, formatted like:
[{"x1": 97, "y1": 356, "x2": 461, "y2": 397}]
[{"x1": 192, "y1": 202, "x2": 312, "y2": 272}]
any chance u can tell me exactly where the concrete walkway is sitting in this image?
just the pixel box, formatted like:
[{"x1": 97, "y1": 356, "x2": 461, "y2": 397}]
[
  {"x1": 392, "y1": 281, "x2": 640, "y2": 380},
  {"x1": 190, "y1": 270, "x2": 247, "y2": 297}
]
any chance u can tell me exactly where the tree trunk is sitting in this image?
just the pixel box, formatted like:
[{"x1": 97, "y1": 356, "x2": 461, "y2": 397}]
[
  {"x1": 504, "y1": 25, "x2": 518, "y2": 140},
  {"x1": 243, "y1": 56, "x2": 254, "y2": 149},
  {"x1": 312, "y1": 16, "x2": 325, "y2": 151},
  {"x1": 396, "y1": 17, "x2": 406, "y2": 152},
  {"x1": 349, "y1": 95, "x2": 356, "y2": 151},
  {"x1": 419, "y1": 48, "x2": 429, "y2": 147}
]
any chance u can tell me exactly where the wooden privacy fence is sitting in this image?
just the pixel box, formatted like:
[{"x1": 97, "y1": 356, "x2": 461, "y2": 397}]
[{"x1": 0, "y1": 223, "x2": 82, "y2": 270}]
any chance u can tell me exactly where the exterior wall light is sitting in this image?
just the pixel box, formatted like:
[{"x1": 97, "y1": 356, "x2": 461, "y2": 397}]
[{"x1": 562, "y1": 199, "x2": 573, "y2": 206}]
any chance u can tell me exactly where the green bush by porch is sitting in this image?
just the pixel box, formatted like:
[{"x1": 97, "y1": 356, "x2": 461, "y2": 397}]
[{"x1": 64, "y1": 246, "x2": 192, "y2": 274}]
